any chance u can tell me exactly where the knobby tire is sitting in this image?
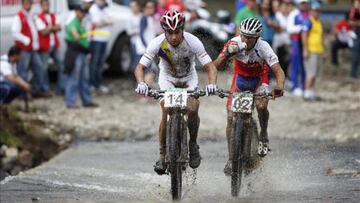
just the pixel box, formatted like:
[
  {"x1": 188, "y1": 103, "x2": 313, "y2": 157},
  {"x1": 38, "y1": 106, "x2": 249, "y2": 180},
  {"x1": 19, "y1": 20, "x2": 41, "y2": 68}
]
[
  {"x1": 168, "y1": 113, "x2": 183, "y2": 200},
  {"x1": 231, "y1": 115, "x2": 245, "y2": 197}
]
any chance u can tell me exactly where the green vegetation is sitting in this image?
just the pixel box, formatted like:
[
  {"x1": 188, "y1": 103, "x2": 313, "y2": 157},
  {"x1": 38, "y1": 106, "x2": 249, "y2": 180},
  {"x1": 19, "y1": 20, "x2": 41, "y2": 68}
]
[{"x1": 0, "y1": 131, "x2": 23, "y2": 148}]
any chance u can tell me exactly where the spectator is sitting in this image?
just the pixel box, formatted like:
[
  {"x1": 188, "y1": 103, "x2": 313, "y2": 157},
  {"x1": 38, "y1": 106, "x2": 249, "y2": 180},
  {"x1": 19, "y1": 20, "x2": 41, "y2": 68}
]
[
  {"x1": 64, "y1": 6, "x2": 98, "y2": 109},
  {"x1": 12, "y1": 0, "x2": 50, "y2": 98},
  {"x1": 235, "y1": 0, "x2": 247, "y2": 13},
  {"x1": 140, "y1": 0, "x2": 158, "y2": 86},
  {"x1": 165, "y1": 0, "x2": 186, "y2": 13},
  {"x1": 66, "y1": 0, "x2": 94, "y2": 30},
  {"x1": 349, "y1": 0, "x2": 360, "y2": 80},
  {"x1": 35, "y1": 0, "x2": 64, "y2": 94},
  {"x1": 259, "y1": 0, "x2": 280, "y2": 46},
  {"x1": 331, "y1": 15, "x2": 355, "y2": 69},
  {"x1": 156, "y1": 0, "x2": 167, "y2": 17},
  {"x1": 127, "y1": 1, "x2": 143, "y2": 73},
  {"x1": 287, "y1": 0, "x2": 310, "y2": 97},
  {"x1": 302, "y1": 1, "x2": 324, "y2": 101},
  {"x1": 0, "y1": 46, "x2": 31, "y2": 104},
  {"x1": 273, "y1": 0, "x2": 292, "y2": 78},
  {"x1": 89, "y1": 0, "x2": 113, "y2": 93},
  {"x1": 234, "y1": 0, "x2": 259, "y2": 34}
]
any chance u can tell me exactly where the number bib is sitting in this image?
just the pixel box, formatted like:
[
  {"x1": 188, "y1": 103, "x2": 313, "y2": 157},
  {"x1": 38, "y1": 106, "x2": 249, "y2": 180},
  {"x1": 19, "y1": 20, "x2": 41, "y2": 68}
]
[
  {"x1": 231, "y1": 92, "x2": 253, "y2": 113},
  {"x1": 164, "y1": 89, "x2": 188, "y2": 108}
]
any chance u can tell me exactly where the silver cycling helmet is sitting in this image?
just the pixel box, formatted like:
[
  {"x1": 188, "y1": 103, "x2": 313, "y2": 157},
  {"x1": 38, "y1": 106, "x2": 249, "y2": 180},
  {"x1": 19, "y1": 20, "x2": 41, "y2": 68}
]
[{"x1": 239, "y1": 17, "x2": 263, "y2": 37}]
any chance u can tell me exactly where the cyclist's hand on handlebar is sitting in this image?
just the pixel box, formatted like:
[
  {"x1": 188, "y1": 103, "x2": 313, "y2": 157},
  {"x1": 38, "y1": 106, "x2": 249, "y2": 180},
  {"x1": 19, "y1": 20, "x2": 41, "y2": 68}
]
[
  {"x1": 272, "y1": 88, "x2": 284, "y2": 98},
  {"x1": 206, "y1": 84, "x2": 217, "y2": 96},
  {"x1": 135, "y1": 82, "x2": 148, "y2": 95}
]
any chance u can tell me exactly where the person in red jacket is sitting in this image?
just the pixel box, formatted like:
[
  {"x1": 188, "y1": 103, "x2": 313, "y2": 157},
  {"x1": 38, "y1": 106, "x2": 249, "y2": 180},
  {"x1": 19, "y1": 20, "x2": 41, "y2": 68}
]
[
  {"x1": 11, "y1": 0, "x2": 51, "y2": 98},
  {"x1": 36, "y1": 0, "x2": 64, "y2": 93},
  {"x1": 165, "y1": 0, "x2": 186, "y2": 13}
]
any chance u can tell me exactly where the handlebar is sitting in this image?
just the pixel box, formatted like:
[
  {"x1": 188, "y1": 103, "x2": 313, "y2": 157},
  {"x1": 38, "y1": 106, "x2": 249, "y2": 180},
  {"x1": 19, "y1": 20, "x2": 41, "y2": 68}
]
[
  {"x1": 147, "y1": 89, "x2": 207, "y2": 99},
  {"x1": 216, "y1": 89, "x2": 275, "y2": 100}
]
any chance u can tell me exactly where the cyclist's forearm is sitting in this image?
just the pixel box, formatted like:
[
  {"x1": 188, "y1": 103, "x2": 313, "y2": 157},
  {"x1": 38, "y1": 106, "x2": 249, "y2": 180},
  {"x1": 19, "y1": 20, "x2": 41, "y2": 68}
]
[
  {"x1": 271, "y1": 63, "x2": 285, "y2": 90},
  {"x1": 213, "y1": 54, "x2": 228, "y2": 70},
  {"x1": 134, "y1": 63, "x2": 146, "y2": 83},
  {"x1": 204, "y1": 62, "x2": 218, "y2": 84}
]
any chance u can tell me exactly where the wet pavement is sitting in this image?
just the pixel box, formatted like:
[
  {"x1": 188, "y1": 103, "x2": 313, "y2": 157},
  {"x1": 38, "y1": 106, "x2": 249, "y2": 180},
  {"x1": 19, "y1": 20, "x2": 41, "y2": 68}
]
[{"x1": 1, "y1": 138, "x2": 359, "y2": 203}]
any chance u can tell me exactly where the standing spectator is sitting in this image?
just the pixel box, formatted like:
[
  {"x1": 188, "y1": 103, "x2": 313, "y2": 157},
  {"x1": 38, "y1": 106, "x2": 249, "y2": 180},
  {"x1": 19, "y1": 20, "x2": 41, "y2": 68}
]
[
  {"x1": 287, "y1": 0, "x2": 310, "y2": 97},
  {"x1": 235, "y1": 0, "x2": 247, "y2": 13},
  {"x1": 64, "y1": 6, "x2": 98, "y2": 109},
  {"x1": 66, "y1": 0, "x2": 94, "y2": 30},
  {"x1": 259, "y1": 0, "x2": 280, "y2": 46},
  {"x1": 165, "y1": 0, "x2": 186, "y2": 13},
  {"x1": 127, "y1": 1, "x2": 143, "y2": 73},
  {"x1": 331, "y1": 15, "x2": 356, "y2": 69},
  {"x1": 89, "y1": 0, "x2": 113, "y2": 93},
  {"x1": 302, "y1": 1, "x2": 324, "y2": 101},
  {"x1": 140, "y1": 0, "x2": 158, "y2": 86},
  {"x1": 234, "y1": 0, "x2": 259, "y2": 34},
  {"x1": 349, "y1": 0, "x2": 360, "y2": 80},
  {"x1": 35, "y1": 0, "x2": 64, "y2": 94},
  {"x1": 12, "y1": 0, "x2": 50, "y2": 97},
  {"x1": 273, "y1": 0, "x2": 292, "y2": 78},
  {"x1": 156, "y1": 0, "x2": 167, "y2": 17},
  {"x1": 0, "y1": 46, "x2": 31, "y2": 104}
]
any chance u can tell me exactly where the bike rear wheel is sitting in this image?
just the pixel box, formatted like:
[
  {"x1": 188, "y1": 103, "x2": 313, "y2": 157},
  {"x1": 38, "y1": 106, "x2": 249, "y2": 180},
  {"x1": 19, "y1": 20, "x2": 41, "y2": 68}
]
[
  {"x1": 231, "y1": 115, "x2": 245, "y2": 197},
  {"x1": 168, "y1": 113, "x2": 183, "y2": 200}
]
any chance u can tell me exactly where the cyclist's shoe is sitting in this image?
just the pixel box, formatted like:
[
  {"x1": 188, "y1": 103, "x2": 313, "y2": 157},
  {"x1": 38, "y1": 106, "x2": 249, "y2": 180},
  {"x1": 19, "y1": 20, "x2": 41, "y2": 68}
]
[
  {"x1": 223, "y1": 160, "x2": 232, "y2": 176},
  {"x1": 154, "y1": 158, "x2": 166, "y2": 175},
  {"x1": 257, "y1": 141, "x2": 270, "y2": 157},
  {"x1": 189, "y1": 141, "x2": 201, "y2": 169}
]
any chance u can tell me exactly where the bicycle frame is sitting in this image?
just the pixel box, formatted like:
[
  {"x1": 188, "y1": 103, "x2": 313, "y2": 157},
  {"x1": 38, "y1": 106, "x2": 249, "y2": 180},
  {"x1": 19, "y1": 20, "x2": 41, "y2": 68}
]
[
  {"x1": 148, "y1": 89, "x2": 205, "y2": 200},
  {"x1": 217, "y1": 89, "x2": 272, "y2": 196}
]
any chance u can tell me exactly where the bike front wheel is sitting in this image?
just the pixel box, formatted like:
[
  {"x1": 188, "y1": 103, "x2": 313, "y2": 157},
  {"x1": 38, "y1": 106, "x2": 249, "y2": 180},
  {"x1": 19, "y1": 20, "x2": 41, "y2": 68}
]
[
  {"x1": 167, "y1": 113, "x2": 183, "y2": 200},
  {"x1": 231, "y1": 116, "x2": 245, "y2": 197}
]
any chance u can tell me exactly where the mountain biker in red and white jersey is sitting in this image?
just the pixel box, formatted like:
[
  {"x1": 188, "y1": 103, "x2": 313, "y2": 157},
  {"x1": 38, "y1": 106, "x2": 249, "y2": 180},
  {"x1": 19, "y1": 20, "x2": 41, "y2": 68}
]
[
  {"x1": 134, "y1": 10, "x2": 218, "y2": 175},
  {"x1": 213, "y1": 18, "x2": 285, "y2": 175}
]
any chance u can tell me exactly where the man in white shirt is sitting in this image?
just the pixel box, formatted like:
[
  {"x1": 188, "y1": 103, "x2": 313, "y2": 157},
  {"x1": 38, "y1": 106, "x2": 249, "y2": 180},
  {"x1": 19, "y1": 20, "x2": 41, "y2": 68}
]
[
  {"x1": 35, "y1": 0, "x2": 63, "y2": 93},
  {"x1": 12, "y1": 0, "x2": 50, "y2": 97},
  {"x1": 0, "y1": 46, "x2": 31, "y2": 104},
  {"x1": 89, "y1": 0, "x2": 113, "y2": 92},
  {"x1": 127, "y1": 1, "x2": 143, "y2": 73}
]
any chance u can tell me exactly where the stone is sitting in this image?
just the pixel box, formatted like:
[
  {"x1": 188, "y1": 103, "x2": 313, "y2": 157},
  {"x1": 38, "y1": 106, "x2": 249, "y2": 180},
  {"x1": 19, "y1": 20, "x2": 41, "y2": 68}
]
[
  {"x1": 5, "y1": 147, "x2": 18, "y2": 159},
  {"x1": 0, "y1": 170, "x2": 9, "y2": 181},
  {"x1": 17, "y1": 150, "x2": 33, "y2": 167}
]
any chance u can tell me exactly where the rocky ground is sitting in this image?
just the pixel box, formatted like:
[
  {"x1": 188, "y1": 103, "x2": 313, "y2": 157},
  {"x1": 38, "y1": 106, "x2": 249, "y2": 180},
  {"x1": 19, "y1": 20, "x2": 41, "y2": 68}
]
[
  {"x1": 18, "y1": 72, "x2": 360, "y2": 141},
  {"x1": 0, "y1": 105, "x2": 73, "y2": 180},
  {"x1": 1, "y1": 71, "x2": 359, "y2": 180}
]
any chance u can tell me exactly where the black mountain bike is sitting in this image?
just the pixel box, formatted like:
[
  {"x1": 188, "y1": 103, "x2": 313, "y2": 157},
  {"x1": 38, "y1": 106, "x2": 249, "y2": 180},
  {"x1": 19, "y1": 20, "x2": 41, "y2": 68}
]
[
  {"x1": 148, "y1": 88, "x2": 206, "y2": 200},
  {"x1": 217, "y1": 89, "x2": 273, "y2": 197}
]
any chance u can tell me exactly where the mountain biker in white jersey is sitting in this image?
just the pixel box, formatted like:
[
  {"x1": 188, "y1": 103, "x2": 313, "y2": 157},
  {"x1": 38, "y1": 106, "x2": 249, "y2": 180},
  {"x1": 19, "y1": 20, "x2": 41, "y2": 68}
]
[
  {"x1": 134, "y1": 10, "x2": 218, "y2": 175},
  {"x1": 213, "y1": 18, "x2": 285, "y2": 175}
]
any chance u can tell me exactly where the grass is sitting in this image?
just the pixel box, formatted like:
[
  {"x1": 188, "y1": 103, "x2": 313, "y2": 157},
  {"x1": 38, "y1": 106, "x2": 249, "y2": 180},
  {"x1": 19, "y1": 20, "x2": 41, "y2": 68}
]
[{"x1": 0, "y1": 131, "x2": 23, "y2": 148}]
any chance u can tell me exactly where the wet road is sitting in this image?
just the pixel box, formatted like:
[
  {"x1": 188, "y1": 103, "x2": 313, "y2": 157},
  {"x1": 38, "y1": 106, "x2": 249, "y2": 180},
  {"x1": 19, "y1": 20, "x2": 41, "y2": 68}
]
[{"x1": 1, "y1": 138, "x2": 359, "y2": 203}]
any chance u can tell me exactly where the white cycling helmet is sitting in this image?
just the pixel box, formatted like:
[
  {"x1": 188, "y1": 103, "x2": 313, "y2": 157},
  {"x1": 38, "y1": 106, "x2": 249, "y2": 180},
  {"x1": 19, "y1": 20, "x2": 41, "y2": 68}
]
[{"x1": 239, "y1": 18, "x2": 262, "y2": 37}]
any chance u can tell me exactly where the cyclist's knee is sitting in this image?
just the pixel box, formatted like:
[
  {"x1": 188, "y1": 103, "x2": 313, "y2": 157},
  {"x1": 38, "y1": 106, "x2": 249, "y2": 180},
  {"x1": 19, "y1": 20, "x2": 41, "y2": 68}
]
[
  {"x1": 187, "y1": 97, "x2": 199, "y2": 113},
  {"x1": 256, "y1": 100, "x2": 268, "y2": 111}
]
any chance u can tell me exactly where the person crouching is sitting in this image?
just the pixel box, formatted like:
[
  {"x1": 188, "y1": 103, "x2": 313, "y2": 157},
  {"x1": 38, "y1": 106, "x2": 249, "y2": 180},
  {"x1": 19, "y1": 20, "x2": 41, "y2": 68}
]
[{"x1": 0, "y1": 46, "x2": 31, "y2": 104}]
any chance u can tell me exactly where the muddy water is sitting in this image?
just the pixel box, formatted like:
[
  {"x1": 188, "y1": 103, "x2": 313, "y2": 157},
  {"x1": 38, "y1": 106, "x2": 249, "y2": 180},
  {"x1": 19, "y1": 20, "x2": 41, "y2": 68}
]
[{"x1": 1, "y1": 138, "x2": 359, "y2": 203}]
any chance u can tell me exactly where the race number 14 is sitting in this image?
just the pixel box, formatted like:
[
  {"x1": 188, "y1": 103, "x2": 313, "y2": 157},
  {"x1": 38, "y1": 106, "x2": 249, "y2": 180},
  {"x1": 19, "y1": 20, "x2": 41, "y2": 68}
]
[{"x1": 164, "y1": 90, "x2": 187, "y2": 108}]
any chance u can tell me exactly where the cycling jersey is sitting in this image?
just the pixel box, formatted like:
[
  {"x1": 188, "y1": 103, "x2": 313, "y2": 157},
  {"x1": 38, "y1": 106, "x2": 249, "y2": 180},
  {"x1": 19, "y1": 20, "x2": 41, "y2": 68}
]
[
  {"x1": 221, "y1": 36, "x2": 277, "y2": 106},
  {"x1": 139, "y1": 32, "x2": 212, "y2": 90},
  {"x1": 222, "y1": 36, "x2": 278, "y2": 78}
]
